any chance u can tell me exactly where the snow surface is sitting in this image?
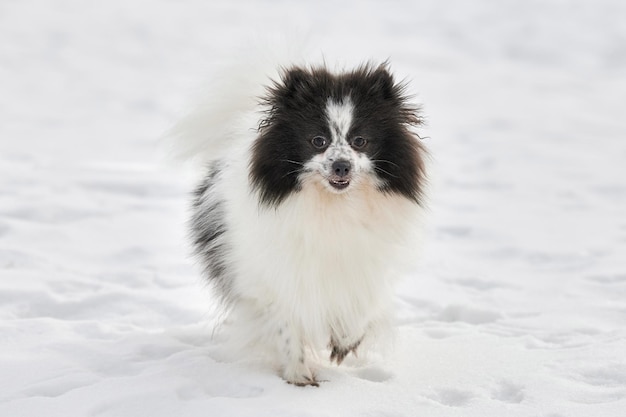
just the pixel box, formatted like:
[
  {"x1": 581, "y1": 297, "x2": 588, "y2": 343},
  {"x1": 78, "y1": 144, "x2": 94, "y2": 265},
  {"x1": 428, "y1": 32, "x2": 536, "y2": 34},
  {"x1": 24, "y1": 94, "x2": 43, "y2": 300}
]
[{"x1": 1, "y1": 0, "x2": 626, "y2": 416}]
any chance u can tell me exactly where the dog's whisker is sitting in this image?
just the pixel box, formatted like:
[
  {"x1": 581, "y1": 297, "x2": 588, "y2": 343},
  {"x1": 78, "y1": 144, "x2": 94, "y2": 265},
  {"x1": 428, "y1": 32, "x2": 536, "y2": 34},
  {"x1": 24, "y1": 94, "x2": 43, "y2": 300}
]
[
  {"x1": 281, "y1": 168, "x2": 303, "y2": 178},
  {"x1": 280, "y1": 159, "x2": 304, "y2": 166},
  {"x1": 374, "y1": 166, "x2": 400, "y2": 178},
  {"x1": 371, "y1": 159, "x2": 400, "y2": 169}
]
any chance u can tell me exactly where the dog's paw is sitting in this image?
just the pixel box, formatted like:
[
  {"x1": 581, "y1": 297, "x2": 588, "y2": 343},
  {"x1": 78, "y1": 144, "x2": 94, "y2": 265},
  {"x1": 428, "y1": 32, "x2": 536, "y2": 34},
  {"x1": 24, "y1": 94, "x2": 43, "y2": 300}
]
[
  {"x1": 287, "y1": 375, "x2": 320, "y2": 387},
  {"x1": 283, "y1": 362, "x2": 319, "y2": 387},
  {"x1": 329, "y1": 337, "x2": 362, "y2": 365}
]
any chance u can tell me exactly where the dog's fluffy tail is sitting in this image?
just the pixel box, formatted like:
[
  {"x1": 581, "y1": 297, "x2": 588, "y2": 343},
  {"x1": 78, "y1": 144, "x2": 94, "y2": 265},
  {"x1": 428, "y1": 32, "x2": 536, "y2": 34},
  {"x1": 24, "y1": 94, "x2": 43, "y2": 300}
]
[{"x1": 162, "y1": 35, "x2": 315, "y2": 168}]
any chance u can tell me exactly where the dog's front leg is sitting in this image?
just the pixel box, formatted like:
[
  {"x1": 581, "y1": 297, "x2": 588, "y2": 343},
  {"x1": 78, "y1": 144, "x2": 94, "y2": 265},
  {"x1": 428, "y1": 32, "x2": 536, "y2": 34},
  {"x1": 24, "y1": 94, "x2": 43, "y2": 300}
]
[{"x1": 275, "y1": 321, "x2": 318, "y2": 387}]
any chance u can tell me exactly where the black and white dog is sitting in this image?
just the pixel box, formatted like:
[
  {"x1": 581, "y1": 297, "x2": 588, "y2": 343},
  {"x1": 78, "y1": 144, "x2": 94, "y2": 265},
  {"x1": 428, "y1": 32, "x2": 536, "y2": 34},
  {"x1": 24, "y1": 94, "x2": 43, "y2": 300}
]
[{"x1": 173, "y1": 62, "x2": 427, "y2": 386}]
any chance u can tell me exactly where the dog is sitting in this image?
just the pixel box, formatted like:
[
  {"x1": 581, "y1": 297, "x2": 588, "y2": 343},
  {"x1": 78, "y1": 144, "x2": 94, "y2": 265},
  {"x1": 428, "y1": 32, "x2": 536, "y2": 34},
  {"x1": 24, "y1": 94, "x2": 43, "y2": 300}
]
[{"x1": 173, "y1": 62, "x2": 427, "y2": 386}]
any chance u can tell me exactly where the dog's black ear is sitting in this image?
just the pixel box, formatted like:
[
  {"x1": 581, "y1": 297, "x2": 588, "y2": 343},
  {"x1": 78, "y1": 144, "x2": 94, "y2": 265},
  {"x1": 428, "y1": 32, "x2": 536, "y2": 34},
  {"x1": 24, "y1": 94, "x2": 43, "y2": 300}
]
[
  {"x1": 274, "y1": 67, "x2": 314, "y2": 105},
  {"x1": 367, "y1": 65, "x2": 398, "y2": 100},
  {"x1": 281, "y1": 67, "x2": 309, "y2": 91}
]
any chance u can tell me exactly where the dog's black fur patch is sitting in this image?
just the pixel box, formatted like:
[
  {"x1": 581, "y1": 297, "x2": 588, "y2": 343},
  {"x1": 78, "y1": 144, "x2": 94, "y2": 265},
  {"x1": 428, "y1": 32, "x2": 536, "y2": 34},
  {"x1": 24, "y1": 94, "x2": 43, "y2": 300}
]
[
  {"x1": 190, "y1": 161, "x2": 232, "y2": 300},
  {"x1": 250, "y1": 63, "x2": 426, "y2": 207}
]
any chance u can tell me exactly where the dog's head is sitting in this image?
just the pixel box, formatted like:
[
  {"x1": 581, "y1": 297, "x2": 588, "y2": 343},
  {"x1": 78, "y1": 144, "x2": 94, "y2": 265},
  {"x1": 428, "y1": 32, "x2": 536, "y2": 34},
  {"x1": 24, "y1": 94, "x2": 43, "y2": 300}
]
[{"x1": 250, "y1": 63, "x2": 427, "y2": 207}]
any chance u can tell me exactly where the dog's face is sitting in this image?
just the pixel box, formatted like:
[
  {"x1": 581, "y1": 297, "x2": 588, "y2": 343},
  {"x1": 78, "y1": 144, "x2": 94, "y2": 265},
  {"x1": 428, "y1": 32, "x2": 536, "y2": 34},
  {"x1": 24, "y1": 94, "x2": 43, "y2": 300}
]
[
  {"x1": 303, "y1": 98, "x2": 379, "y2": 194},
  {"x1": 250, "y1": 64, "x2": 426, "y2": 207}
]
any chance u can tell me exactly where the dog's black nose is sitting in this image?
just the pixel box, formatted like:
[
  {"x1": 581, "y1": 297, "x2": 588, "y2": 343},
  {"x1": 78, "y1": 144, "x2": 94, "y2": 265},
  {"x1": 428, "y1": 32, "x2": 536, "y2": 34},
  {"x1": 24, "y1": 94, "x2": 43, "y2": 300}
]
[{"x1": 332, "y1": 160, "x2": 351, "y2": 178}]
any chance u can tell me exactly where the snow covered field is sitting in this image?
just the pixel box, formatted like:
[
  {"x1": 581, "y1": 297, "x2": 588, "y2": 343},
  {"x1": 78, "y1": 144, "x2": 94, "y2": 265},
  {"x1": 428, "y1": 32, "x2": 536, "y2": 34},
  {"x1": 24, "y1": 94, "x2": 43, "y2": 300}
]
[{"x1": 1, "y1": 0, "x2": 625, "y2": 415}]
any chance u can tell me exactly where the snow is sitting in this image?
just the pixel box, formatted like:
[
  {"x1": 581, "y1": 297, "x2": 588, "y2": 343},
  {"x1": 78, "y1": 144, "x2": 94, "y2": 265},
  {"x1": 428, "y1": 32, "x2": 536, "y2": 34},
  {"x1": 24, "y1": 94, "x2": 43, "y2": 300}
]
[{"x1": 1, "y1": 0, "x2": 625, "y2": 416}]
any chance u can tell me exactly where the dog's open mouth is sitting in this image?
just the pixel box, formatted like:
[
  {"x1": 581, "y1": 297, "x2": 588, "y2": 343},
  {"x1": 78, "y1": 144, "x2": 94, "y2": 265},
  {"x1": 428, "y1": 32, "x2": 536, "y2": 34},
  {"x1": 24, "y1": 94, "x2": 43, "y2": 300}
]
[{"x1": 329, "y1": 178, "x2": 350, "y2": 190}]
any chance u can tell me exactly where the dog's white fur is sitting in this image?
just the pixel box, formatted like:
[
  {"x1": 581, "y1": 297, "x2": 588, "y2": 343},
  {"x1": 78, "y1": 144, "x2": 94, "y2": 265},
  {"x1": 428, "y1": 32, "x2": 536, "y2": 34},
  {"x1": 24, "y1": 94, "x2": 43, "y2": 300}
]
[{"x1": 167, "y1": 53, "x2": 426, "y2": 385}]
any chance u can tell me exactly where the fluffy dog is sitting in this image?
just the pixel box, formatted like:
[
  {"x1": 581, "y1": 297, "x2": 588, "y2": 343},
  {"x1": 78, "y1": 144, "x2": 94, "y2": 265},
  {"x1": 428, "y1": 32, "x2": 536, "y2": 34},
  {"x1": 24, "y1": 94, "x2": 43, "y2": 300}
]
[{"x1": 174, "y1": 62, "x2": 427, "y2": 386}]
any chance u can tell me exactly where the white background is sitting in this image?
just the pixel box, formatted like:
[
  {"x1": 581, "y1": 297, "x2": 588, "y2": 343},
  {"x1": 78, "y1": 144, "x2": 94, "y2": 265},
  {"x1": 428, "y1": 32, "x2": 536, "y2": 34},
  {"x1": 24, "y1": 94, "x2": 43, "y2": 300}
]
[{"x1": 1, "y1": 1, "x2": 625, "y2": 416}]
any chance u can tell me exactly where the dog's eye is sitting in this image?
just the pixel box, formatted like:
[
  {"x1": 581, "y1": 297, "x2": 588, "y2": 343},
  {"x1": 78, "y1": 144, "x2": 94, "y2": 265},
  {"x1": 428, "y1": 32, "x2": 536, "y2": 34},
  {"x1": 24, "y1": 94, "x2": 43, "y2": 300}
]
[
  {"x1": 351, "y1": 136, "x2": 367, "y2": 149},
  {"x1": 311, "y1": 136, "x2": 328, "y2": 149}
]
